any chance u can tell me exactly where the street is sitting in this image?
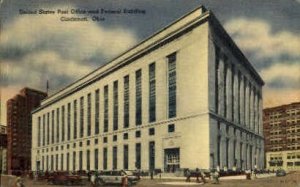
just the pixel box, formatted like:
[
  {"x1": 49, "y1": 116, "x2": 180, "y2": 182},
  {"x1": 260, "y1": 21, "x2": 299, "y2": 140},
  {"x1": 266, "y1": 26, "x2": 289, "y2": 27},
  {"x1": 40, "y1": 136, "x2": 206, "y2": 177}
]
[{"x1": 19, "y1": 172, "x2": 300, "y2": 187}]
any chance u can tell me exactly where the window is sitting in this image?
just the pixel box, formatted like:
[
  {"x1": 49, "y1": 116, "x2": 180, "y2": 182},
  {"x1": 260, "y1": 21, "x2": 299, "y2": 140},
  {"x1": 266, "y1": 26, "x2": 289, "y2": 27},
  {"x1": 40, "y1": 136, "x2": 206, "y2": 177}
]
[
  {"x1": 61, "y1": 145, "x2": 64, "y2": 150},
  {"x1": 123, "y1": 133, "x2": 128, "y2": 140},
  {"x1": 168, "y1": 124, "x2": 175, "y2": 133},
  {"x1": 52, "y1": 110, "x2": 55, "y2": 143},
  {"x1": 113, "y1": 81, "x2": 119, "y2": 131},
  {"x1": 135, "y1": 143, "x2": 141, "y2": 169},
  {"x1": 47, "y1": 113, "x2": 50, "y2": 144},
  {"x1": 167, "y1": 52, "x2": 177, "y2": 118},
  {"x1": 73, "y1": 152, "x2": 76, "y2": 171},
  {"x1": 124, "y1": 75, "x2": 130, "y2": 128},
  {"x1": 87, "y1": 93, "x2": 91, "y2": 136},
  {"x1": 61, "y1": 105, "x2": 65, "y2": 141},
  {"x1": 124, "y1": 145, "x2": 129, "y2": 170},
  {"x1": 149, "y1": 128, "x2": 155, "y2": 136},
  {"x1": 149, "y1": 63, "x2": 156, "y2": 122},
  {"x1": 113, "y1": 146, "x2": 117, "y2": 170},
  {"x1": 80, "y1": 96, "x2": 84, "y2": 137},
  {"x1": 149, "y1": 141, "x2": 155, "y2": 170},
  {"x1": 94, "y1": 149, "x2": 99, "y2": 170},
  {"x1": 136, "y1": 69, "x2": 142, "y2": 125},
  {"x1": 94, "y1": 139, "x2": 98, "y2": 145},
  {"x1": 38, "y1": 117, "x2": 41, "y2": 147},
  {"x1": 55, "y1": 154, "x2": 58, "y2": 170},
  {"x1": 56, "y1": 108, "x2": 60, "y2": 143},
  {"x1": 73, "y1": 143, "x2": 76, "y2": 148},
  {"x1": 95, "y1": 89, "x2": 100, "y2": 134},
  {"x1": 79, "y1": 142, "x2": 83, "y2": 147},
  {"x1": 87, "y1": 140, "x2": 90, "y2": 146},
  {"x1": 135, "y1": 130, "x2": 141, "y2": 138},
  {"x1": 79, "y1": 151, "x2": 83, "y2": 170},
  {"x1": 66, "y1": 153, "x2": 69, "y2": 171},
  {"x1": 67, "y1": 144, "x2": 70, "y2": 149},
  {"x1": 67, "y1": 103, "x2": 71, "y2": 140},
  {"x1": 113, "y1": 135, "x2": 117, "y2": 142},
  {"x1": 73, "y1": 100, "x2": 77, "y2": 139},
  {"x1": 103, "y1": 147, "x2": 107, "y2": 170},
  {"x1": 104, "y1": 85, "x2": 109, "y2": 132},
  {"x1": 86, "y1": 150, "x2": 90, "y2": 171},
  {"x1": 61, "y1": 153, "x2": 64, "y2": 170},
  {"x1": 103, "y1": 137, "x2": 108, "y2": 143}
]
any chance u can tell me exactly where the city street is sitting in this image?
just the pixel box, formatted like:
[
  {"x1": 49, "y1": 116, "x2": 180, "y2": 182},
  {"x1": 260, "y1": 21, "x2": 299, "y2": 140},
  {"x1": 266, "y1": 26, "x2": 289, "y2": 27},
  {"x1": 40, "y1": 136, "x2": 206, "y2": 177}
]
[{"x1": 19, "y1": 172, "x2": 300, "y2": 187}]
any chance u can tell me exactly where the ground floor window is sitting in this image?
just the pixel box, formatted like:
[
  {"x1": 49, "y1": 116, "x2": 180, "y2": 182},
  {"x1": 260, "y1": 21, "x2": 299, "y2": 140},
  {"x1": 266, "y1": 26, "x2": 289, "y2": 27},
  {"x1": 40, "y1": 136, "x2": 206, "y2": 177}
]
[{"x1": 164, "y1": 148, "x2": 180, "y2": 172}]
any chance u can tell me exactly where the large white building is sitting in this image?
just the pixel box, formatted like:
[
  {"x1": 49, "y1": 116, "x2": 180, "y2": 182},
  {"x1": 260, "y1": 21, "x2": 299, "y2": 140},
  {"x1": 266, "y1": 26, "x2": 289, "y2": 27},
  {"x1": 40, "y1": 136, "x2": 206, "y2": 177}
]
[{"x1": 31, "y1": 6, "x2": 264, "y2": 173}]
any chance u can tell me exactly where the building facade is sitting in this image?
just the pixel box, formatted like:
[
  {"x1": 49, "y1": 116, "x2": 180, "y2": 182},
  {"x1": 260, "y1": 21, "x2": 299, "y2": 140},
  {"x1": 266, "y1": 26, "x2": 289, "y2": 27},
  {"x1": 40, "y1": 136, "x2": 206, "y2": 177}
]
[
  {"x1": 32, "y1": 6, "x2": 264, "y2": 173},
  {"x1": 7, "y1": 88, "x2": 47, "y2": 174},
  {"x1": 264, "y1": 102, "x2": 300, "y2": 171},
  {"x1": 0, "y1": 125, "x2": 7, "y2": 173}
]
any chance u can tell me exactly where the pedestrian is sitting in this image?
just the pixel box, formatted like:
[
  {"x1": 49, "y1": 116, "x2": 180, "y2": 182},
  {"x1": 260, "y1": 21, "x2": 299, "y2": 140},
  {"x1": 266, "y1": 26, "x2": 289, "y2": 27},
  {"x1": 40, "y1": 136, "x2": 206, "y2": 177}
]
[
  {"x1": 185, "y1": 169, "x2": 191, "y2": 182},
  {"x1": 150, "y1": 170, "x2": 154, "y2": 180},
  {"x1": 195, "y1": 168, "x2": 206, "y2": 184}
]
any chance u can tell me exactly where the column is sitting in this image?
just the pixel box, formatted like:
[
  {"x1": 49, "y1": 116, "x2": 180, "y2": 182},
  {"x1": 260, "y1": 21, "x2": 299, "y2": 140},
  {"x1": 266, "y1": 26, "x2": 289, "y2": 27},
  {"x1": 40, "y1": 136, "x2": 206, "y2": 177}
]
[
  {"x1": 258, "y1": 96, "x2": 263, "y2": 135},
  {"x1": 228, "y1": 128, "x2": 234, "y2": 169},
  {"x1": 249, "y1": 84, "x2": 254, "y2": 131},
  {"x1": 240, "y1": 76, "x2": 245, "y2": 125},
  {"x1": 244, "y1": 79, "x2": 249, "y2": 128},
  {"x1": 253, "y1": 91, "x2": 257, "y2": 133},
  {"x1": 233, "y1": 66, "x2": 239, "y2": 124},
  {"x1": 218, "y1": 56, "x2": 225, "y2": 117},
  {"x1": 226, "y1": 63, "x2": 233, "y2": 121}
]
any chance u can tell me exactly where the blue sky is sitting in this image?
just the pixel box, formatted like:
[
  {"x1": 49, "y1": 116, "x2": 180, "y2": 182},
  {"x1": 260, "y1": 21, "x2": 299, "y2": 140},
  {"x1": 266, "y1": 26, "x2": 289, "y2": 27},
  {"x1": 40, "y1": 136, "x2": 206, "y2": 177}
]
[{"x1": 0, "y1": 0, "x2": 299, "y2": 123}]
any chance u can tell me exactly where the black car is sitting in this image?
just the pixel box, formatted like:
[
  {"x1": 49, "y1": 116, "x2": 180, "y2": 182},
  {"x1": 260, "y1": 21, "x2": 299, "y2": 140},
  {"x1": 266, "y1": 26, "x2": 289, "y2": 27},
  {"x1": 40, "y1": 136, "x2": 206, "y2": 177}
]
[{"x1": 276, "y1": 169, "x2": 286, "y2": 177}]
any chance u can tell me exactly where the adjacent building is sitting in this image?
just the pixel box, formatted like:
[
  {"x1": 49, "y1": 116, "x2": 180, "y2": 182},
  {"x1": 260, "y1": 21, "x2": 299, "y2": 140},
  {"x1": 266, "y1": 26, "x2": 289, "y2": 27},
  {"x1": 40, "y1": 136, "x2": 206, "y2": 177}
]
[
  {"x1": 32, "y1": 6, "x2": 264, "y2": 173},
  {"x1": 0, "y1": 124, "x2": 7, "y2": 173},
  {"x1": 264, "y1": 102, "x2": 300, "y2": 171},
  {"x1": 7, "y1": 88, "x2": 47, "y2": 174}
]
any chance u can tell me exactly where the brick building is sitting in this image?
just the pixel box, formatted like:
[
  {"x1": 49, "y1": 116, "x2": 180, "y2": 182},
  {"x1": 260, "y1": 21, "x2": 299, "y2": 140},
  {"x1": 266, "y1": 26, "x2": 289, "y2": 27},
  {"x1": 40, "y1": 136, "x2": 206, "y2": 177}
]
[
  {"x1": 7, "y1": 88, "x2": 47, "y2": 174},
  {"x1": 264, "y1": 102, "x2": 300, "y2": 171},
  {"x1": 0, "y1": 125, "x2": 7, "y2": 173}
]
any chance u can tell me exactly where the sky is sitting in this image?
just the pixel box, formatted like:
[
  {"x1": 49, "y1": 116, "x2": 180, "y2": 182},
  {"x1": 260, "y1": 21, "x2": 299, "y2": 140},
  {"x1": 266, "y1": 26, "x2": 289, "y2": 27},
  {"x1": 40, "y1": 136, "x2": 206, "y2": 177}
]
[{"x1": 0, "y1": 0, "x2": 299, "y2": 124}]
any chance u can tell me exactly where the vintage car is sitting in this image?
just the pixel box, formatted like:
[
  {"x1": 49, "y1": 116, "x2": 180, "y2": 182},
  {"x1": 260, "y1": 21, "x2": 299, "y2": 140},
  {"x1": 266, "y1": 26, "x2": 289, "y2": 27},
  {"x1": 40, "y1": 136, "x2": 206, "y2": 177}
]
[
  {"x1": 95, "y1": 170, "x2": 140, "y2": 186},
  {"x1": 47, "y1": 171, "x2": 83, "y2": 185}
]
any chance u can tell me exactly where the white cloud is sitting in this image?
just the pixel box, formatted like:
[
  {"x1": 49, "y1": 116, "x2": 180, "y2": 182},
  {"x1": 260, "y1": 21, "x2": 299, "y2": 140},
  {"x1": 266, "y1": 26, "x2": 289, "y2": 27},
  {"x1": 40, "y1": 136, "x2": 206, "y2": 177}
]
[
  {"x1": 260, "y1": 63, "x2": 300, "y2": 86},
  {"x1": 224, "y1": 18, "x2": 300, "y2": 59}
]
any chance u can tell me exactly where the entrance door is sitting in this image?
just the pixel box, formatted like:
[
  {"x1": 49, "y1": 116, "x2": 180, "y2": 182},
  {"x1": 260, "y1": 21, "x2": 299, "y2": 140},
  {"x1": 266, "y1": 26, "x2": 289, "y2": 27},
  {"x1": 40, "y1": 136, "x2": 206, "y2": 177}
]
[
  {"x1": 36, "y1": 161, "x2": 40, "y2": 171},
  {"x1": 164, "y1": 148, "x2": 180, "y2": 172}
]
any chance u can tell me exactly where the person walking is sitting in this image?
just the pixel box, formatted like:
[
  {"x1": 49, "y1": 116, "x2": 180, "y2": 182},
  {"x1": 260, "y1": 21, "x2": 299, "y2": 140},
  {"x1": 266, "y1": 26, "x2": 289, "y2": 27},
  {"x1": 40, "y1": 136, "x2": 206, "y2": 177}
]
[
  {"x1": 185, "y1": 169, "x2": 191, "y2": 182},
  {"x1": 195, "y1": 168, "x2": 206, "y2": 184}
]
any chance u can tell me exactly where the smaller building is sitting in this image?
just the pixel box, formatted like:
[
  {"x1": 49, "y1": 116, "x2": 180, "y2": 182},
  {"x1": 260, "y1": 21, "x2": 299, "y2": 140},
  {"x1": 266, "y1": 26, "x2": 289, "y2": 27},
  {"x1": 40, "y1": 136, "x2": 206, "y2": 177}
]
[
  {"x1": 7, "y1": 88, "x2": 47, "y2": 174},
  {"x1": 0, "y1": 125, "x2": 7, "y2": 173},
  {"x1": 264, "y1": 102, "x2": 300, "y2": 171}
]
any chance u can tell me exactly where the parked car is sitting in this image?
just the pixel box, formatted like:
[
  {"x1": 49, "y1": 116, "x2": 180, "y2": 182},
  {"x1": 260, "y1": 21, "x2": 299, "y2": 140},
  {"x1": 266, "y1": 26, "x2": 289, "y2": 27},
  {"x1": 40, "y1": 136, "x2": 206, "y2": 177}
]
[
  {"x1": 95, "y1": 170, "x2": 140, "y2": 186},
  {"x1": 276, "y1": 169, "x2": 286, "y2": 177},
  {"x1": 47, "y1": 171, "x2": 83, "y2": 185}
]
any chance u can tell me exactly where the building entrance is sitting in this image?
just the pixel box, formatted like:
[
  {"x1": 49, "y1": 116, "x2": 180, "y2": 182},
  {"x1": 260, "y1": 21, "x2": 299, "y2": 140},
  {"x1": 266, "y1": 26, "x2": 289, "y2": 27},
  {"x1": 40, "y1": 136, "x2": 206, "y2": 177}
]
[{"x1": 164, "y1": 148, "x2": 180, "y2": 172}]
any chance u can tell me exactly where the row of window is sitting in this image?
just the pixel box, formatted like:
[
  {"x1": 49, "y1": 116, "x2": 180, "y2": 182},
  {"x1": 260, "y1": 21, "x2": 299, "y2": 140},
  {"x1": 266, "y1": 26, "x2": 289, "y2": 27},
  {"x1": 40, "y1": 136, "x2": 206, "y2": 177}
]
[
  {"x1": 37, "y1": 124, "x2": 175, "y2": 154},
  {"x1": 37, "y1": 53, "x2": 177, "y2": 147},
  {"x1": 39, "y1": 141, "x2": 156, "y2": 171}
]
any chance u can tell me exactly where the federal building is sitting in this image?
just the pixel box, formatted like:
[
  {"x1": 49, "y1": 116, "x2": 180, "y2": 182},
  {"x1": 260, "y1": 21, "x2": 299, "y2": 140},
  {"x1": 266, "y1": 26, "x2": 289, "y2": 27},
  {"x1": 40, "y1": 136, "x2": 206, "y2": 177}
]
[{"x1": 31, "y1": 6, "x2": 264, "y2": 173}]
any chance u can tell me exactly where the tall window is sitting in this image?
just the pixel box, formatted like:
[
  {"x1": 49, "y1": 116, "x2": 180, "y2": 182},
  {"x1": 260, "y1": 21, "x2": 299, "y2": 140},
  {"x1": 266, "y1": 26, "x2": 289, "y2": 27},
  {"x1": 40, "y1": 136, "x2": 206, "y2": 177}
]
[
  {"x1": 73, "y1": 100, "x2": 77, "y2": 139},
  {"x1": 113, "y1": 146, "x2": 118, "y2": 170},
  {"x1": 66, "y1": 153, "x2": 69, "y2": 171},
  {"x1": 168, "y1": 52, "x2": 177, "y2": 118},
  {"x1": 124, "y1": 145, "x2": 129, "y2": 170},
  {"x1": 43, "y1": 114, "x2": 45, "y2": 146},
  {"x1": 104, "y1": 85, "x2": 109, "y2": 132},
  {"x1": 113, "y1": 81, "x2": 119, "y2": 131},
  {"x1": 95, "y1": 89, "x2": 100, "y2": 134},
  {"x1": 51, "y1": 155, "x2": 54, "y2": 171},
  {"x1": 79, "y1": 151, "x2": 83, "y2": 170},
  {"x1": 46, "y1": 155, "x2": 49, "y2": 171},
  {"x1": 47, "y1": 113, "x2": 49, "y2": 144},
  {"x1": 149, "y1": 141, "x2": 155, "y2": 170},
  {"x1": 136, "y1": 69, "x2": 142, "y2": 126},
  {"x1": 86, "y1": 150, "x2": 90, "y2": 170},
  {"x1": 149, "y1": 63, "x2": 156, "y2": 122},
  {"x1": 87, "y1": 93, "x2": 91, "y2": 136},
  {"x1": 55, "y1": 154, "x2": 58, "y2": 170},
  {"x1": 67, "y1": 103, "x2": 71, "y2": 140},
  {"x1": 135, "y1": 143, "x2": 141, "y2": 169},
  {"x1": 51, "y1": 110, "x2": 54, "y2": 143},
  {"x1": 94, "y1": 149, "x2": 98, "y2": 170},
  {"x1": 80, "y1": 96, "x2": 84, "y2": 137},
  {"x1": 124, "y1": 75, "x2": 130, "y2": 128},
  {"x1": 73, "y1": 151, "x2": 76, "y2": 171},
  {"x1": 61, "y1": 106, "x2": 65, "y2": 141},
  {"x1": 103, "y1": 147, "x2": 107, "y2": 170},
  {"x1": 61, "y1": 153, "x2": 64, "y2": 170},
  {"x1": 38, "y1": 117, "x2": 41, "y2": 147},
  {"x1": 56, "y1": 108, "x2": 60, "y2": 143}
]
